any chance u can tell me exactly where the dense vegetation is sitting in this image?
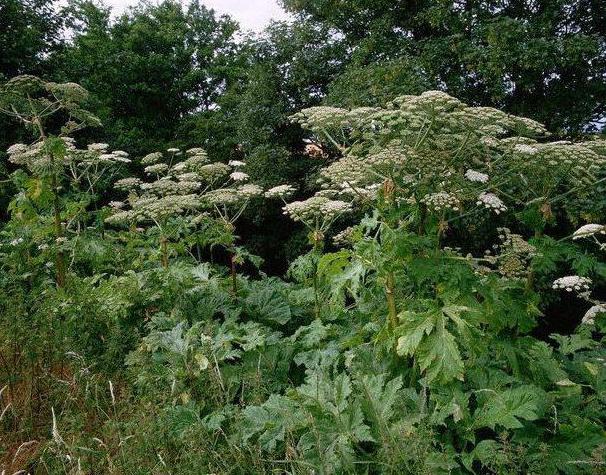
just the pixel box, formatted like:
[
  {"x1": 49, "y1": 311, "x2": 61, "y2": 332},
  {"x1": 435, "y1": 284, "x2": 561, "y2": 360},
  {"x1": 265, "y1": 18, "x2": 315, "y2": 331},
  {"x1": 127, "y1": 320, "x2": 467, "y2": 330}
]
[{"x1": 1, "y1": 1, "x2": 605, "y2": 473}]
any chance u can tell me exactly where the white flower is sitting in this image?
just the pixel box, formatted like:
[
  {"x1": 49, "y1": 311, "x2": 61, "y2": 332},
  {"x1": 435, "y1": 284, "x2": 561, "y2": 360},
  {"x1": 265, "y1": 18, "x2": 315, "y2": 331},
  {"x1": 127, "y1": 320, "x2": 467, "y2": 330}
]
[
  {"x1": 477, "y1": 192, "x2": 507, "y2": 214},
  {"x1": 186, "y1": 147, "x2": 205, "y2": 156},
  {"x1": 167, "y1": 148, "x2": 180, "y2": 153},
  {"x1": 10, "y1": 238, "x2": 24, "y2": 246},
  {"x1": 112, "y1": 155, "x2": 131, "y2": 163},
  {"x1": 230, "y1": 171, "x2": 249, "y2": 182},
  {"x1": 87, "y1": 143, "x2": 109, "y2": 151},
  {"x1": 513, "y1": 144, "x2": 538, "y2": 155},
  {"x1": 38, "y1": 243, "x2": 49, "y2": 250},
  {"x1": 204, "y1": 188, "x2": 240, "y2": 205},
  {"x1": 264, "y1": 184, "x2": 296, "y2": 199},
  {"x1": 176, "y1": 172, "x2": 200, "y2": 182},
  {"x1": 109, "y1": 201, "x2": 125, "y2": 209},
  {"x1": 283, "y1": 196, "x2": 351, "y2": 224},
  {"x1": 97, "y1": 153, "x2": 117, "y2": 164},
  {"x1": 319, "y1": 199, "x2": 351, "y2": 216},
  {"x1": 582, "y1": 304, "x2": 606, "y2": 325},
  {"x1": 144, "y1": 163, "x2": 169, "y2": 175},
  {"x1": 572, "y1": 224, "x2": 606, "y2": 240},
  {"x1": 465, "y1": 169, "x2": 489, "y2": 183},
  {"x1": 198, "y1": 163, "x2": 231, "y2": 180},
  {"x1": 113, "y1": 150, "x2": 129, "y2": 158},
  {"x1": 114, "y1": 177, "x2": 142, "y2": 191},
  {"x1": 141, "y1": 152, "x2": 163, "y2": 165},
  {"x1": 421, "y1": 192, "x2": 460, "y2": 212},
  {"x1": 237, "y1": 184, "x2": 263, "y2": 198},
  {"x1": 333, "y1": 227, "x2": 355, "y2": 246},
  {"x1": 228, "y1": 160, "x2": 246, "y2": 168},
  {"x1": 7, "y1": 143, "x2": 28, "y2": 155},
  {"x1": 552, "y1": 275, "x2": 592, "y2": 293}
]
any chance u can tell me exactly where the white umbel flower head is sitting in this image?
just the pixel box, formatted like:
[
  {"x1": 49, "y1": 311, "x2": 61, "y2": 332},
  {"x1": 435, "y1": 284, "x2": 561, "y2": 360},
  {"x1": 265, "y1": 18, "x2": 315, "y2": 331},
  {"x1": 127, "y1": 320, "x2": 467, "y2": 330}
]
[
  {"x1": 144, "y1": 163, "x2": 169, "y2": 175},
  {"x1": 264, "y1": 184, "x2": 296, "y2": 199},
  {"x1": 186, "y1": 147, "x2": 205, "y2": 155},
  {"x1": 88, "y1": 143, "x2": 109, "y2": 151},
  {"x1": 421, "y1": 192, "x2": 460, "y2": 212},
  {"x1": 236, "y1": 184, "x2": 263, "y2": 199},
  {"x1": 114, "y1": 177, "x2": 142, "y2": 191},
  {"x1": 283, "y1": 196, "x2": 351, "y2": 224},
  {"x1": 552, "y1": 275, "x2": 592, "y2": 293},
  {"x1": 228, "y1": 160, "x2": 246, "y2": 168},
  {"x1": 230, "y1": 171, "x2": 249, "y2": 182},
  {"x1": 582, "y1": 304, "x2": 606, "y2": 325},
  {"x1": 477, "y1": 192, "x2": 507, "y2": 214},
  {"x1": 572, "y1": 224, "x2": 606, "y2": 240},
  {"x1": 141, "y1": 152, "x2": 163, "y2": 165},
  {"x1": 7, "y1": 143, "x2": 28, "y2": 155},
  {"x1": 464, "y1": 169, "x2": 489, "y2": 183},
  {"x1": 514, "y1": 144, "x2": 538, "y2": 155},
  {"x1": 167, "y1": 148, "x2": 180, "y2": 153}
]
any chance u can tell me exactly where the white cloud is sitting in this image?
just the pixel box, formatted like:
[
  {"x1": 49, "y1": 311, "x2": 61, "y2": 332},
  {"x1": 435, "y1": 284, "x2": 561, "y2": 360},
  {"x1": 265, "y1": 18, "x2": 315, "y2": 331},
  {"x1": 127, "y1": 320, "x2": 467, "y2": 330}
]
[{"x1": 103, "y1": 0, "x2": 292, "y2": 31}]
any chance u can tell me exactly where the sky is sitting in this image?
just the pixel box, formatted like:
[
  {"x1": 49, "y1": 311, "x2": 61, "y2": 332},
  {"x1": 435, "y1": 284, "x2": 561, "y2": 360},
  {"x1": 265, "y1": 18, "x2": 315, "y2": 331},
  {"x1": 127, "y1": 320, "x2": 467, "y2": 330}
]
[{"x1": 103, "y1": 0, "x2": 292, "y2": 31}]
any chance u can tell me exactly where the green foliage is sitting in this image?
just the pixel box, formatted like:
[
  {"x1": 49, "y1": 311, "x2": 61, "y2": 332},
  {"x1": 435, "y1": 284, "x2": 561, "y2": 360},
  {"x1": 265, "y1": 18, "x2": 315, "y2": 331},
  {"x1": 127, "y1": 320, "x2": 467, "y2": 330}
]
[
  {"x1": 2, "y1": 21, "x2": 606, "y2": 472},
  {"x1": 284, "y1": 0, "x2": 606, "y2": 133}
]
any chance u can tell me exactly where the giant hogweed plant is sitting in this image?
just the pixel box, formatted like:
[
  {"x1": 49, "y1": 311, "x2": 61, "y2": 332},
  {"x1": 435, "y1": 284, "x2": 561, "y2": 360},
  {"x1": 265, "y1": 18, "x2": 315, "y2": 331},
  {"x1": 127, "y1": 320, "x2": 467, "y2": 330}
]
[
  {"x1": 0, "y1": 75, "x2": 129, "y2": 288},
  {"x1": 289, "y1": 91, "x2": 606, "y2": 330},
  {"x1": 1, "y1": 78, "x2": 605, "y2": 473},
  {"x1": 105, "y1": 150, "x2": 264, "y2": 286},
  {"x1": 120, "y1": 93, "x2": 606, "y2": 474},
  {"x1": 239, "y1": 91, "x2": 606, "y2": 471}
]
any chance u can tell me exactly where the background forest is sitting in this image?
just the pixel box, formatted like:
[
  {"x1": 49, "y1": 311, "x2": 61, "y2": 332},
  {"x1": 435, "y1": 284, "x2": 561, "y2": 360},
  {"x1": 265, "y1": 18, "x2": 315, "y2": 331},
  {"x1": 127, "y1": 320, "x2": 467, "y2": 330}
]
[{"x1": 0, "y1": 0, "x2": 606, "y2": 473}]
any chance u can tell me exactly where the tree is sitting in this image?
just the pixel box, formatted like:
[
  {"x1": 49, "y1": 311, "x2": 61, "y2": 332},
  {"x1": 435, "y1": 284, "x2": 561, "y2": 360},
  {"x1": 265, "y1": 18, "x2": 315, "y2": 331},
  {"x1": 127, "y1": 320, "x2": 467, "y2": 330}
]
[
  {"x1": 55, "y1": 0, "x2": 239, "y2": 154},
  {"x1": 0, "y1": 0, "x2": 65, "y2": 174},
  {"x1": 282, "y1": 0, "x2": 606, "y2": 134},
  {"x1": 0, "y1": 0, "x2": 64, "y2": 79}
]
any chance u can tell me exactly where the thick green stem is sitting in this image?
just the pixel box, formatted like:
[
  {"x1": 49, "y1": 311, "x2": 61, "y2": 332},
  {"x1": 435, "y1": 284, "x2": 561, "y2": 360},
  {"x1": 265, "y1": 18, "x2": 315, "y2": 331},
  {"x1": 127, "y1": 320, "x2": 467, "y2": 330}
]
[
  {"x1": 230, "y1": 250, "x2": 238, "y2": 295},
  {"x1": 160, "y1": 235, "x2": 169, "y2": 269},
  {"x1": 35, "y1": 117, "x2": 66, "y2": 288},
  {"x1": 526, "y1": 228, "x2": 543, "y2": 291},
  {"x1": 312, "y1": 234, "x2": 324, "y2": 319},
  {"x1": 52, "y1": 172, "x2": 67, "y2": 288},
  {"x1": 385, "y1": 271, "x2": 398, "y2": 330}
]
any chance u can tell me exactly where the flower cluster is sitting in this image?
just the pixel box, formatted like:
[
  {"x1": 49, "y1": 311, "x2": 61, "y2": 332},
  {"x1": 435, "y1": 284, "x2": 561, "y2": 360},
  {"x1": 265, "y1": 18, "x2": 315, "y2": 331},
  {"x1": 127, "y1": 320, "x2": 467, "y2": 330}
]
[
  {"x1": 144, "y1": 163, "x2": 169, "y2": 175},
  {"x1": 114, "y1": 177, "x2": 142, "y2": 191},
  {"x1": 141, "y1": 152, "x2": 163, "y2": 165},
  {"x1": 582, "y1": 304, "x2": 606, "y2": 325},
  {"x1": 106, "y1": 194, "x2": 201, "y2": 225},
  {"x1": 283, "y1": 196, "x2": 352, "y2": 230},
  {"x1": 230, "y1": 171, "x2": 249, "y2": 182},
  {"x1": 106, "y1": 148, "x2": 230, "y2": 226},
  {"x1": 572, "y1": 224, "x2": 606, "y2": 240},
  {"x1": 7, "y1": 140, "x2": 129, "y2": 176},
  {"x1": 493, "y1": 228, "x2": 536, "y2": 278},
  {"x1": 197, "y1": 163, "x2": 231, "y2": 182},
  {"x1": 464, "y1": 169, "x2": 489, "y2": 183},
  {"x1": 333, "y1": 226, "x2": 355, "y2": 247},
  {"x1": 552, "y1": 275, "x2": 592, "y2": 293},
  {"x1": 477, "y1": 192, "x2": 507, "y2": 214},
  {"x1": 420, "y1": 192, "x2": 460, "y2": 212},
  {"x1": 264, "y1": 184, "x2": 296, "y2": 199}
]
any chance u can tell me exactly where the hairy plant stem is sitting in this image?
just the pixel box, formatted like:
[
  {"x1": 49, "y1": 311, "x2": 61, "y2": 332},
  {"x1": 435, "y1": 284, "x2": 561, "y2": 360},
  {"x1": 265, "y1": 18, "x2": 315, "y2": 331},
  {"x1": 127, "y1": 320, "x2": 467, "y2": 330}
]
[
  {"x1": 230, "y1": 249, "x2": 238, "y2": 295},
  {"x1": 526, "y1": 227, "x2": 544, "y2": 291},
  {"x1": 385, "y1": 271, "x2": 398, "y2": 331},
  {"x1": 312, "y1": 234, "x2": 324, "y2": 319},
  {"x1": 160, "y1": 235, "x2": 169, "y2": 269},
  {"x1": 34, "y1": 116, "x2": 66, "y2": 288}
]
